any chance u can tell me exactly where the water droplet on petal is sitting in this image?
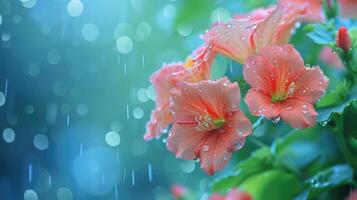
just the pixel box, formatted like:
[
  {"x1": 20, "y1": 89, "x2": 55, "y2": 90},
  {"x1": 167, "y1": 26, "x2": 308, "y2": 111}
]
[
  {"x1": 271, "y1": 116, "x2": 280, "y2": 123},
  {"x1": 203, "y1": 145, "x2": 209, "y2": 152},
  {"x1": 285, "y1": 106, "x2": 293, "y2": 111}
]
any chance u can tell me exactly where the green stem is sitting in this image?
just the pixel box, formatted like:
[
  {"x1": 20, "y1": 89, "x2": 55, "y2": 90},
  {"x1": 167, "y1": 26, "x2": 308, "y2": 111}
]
[{"x1": 335, "y1": 115, "x2": 357, "y2": 171}]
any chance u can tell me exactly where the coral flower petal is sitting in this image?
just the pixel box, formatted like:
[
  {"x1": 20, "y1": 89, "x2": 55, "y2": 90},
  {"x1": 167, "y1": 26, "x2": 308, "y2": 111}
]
[
  {"x1": 280, "y1": 98, "x2": 317, "y2": 129},
  {"x1": 245, "y1": 89, "x2": 280, "y2": 119},
  {"x1": 251, "y1": 5, "x2": 306, "y2": 51},
  {"x1": 244, "y1": 45, "x2": 305, "y2": 94},
  {"x1": 203, "y1": 19, "x2": 256, "y2": 63},
  {"x1": 204, "y1": 5, "x2": 305, "y2": 63},
  {"x1": 167, "y1": 78, "x2": 252, "y2": 175},
  {"x1": 279, "y1": 0, "x2": 323, "y2": 22},
  {"x1": 294, "y1": 66, "x2": 329, "y2": 103},
  {"x1": 243, "y1": 44, "x2": 328, "y2": 129},
  {"x1": 144, "y1": 63, "x2": 185, "y2": 141},
  {"x1": 145, "y1": 44, "x2": 216, "y2": 141}
]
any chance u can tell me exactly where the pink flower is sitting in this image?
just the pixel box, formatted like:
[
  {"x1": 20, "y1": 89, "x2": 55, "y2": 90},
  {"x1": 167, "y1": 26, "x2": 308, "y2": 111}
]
[
  {"x1": 319, "y1": 47, "x2": 343, "y2": 68},
  {"x1": 346, "y1": 190, "x2": 357, "y2": 200},
  {"x1": 171, "y1": 184, "x2": 187, "y2": 199},
  {"x1": 167, "y1": 78, "x2": 252, "y2": 175},
  {"x1": 244, "y1": 45, "x2": 329, "y2": 129},
  {"x1": 144, "y1": 44, "x2": 215, "y2": 141},
  {"x1": 336, "y1": 26, "x2": 352, "y2": 53},
  {"x1": 203, "y1": 5, "x2": 305, "y2": 63},
  {"x1": 279, "y1": 0, "x2": 323, "y2": 22},
  {"x1": 339, "y1": 0, "x2": 357, "y2": 18},
  {"x1": 209, "y1": 189, "x2": 252, "y2": 200}
]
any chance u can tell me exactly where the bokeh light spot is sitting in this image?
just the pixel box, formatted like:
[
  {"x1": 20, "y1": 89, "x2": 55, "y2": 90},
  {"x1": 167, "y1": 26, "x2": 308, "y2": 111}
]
[
  {"x1": 105, "y1": 131, "x2": 120, "y2": 147},
  {"x1": 27, "y1": 63, "x2": 40, "y2": 77},
  {"x1": 136, "y1": 22, "x2": 151, "y2": 41},
  {"x1": 24, "y1": 189, "x2": 38, "y2": 200},
  {"x1": 2, "y1": 128, "x2": 15, "y2": 143},
  {"x1": 67, "y1": 0, "x2": 83, "y2": 17},
  {"x1": 47, "y1": 49, "x2": 61, "y2": 65},
  {"x1": 25, "y1": 105, "x2": 35, "y2": 115},
  {"x1": 162, "y1": 4, "x2": 176, "y2": 19},
  {"x1": 0, "y1": 92, "x2": 5, "y2": 106},
  {"x1": 82, "y1": 23, "x2": 99, "y2": 42},
  {"x1": 1, "y1": 32, "x2": 11, "y2": 41},
  {"x1": 116, "y1": 36, "x2": 133, "y2": 54},
  {"x1": 77, "y1": 104, "x2": 88, "y2": 116},
  {"x1": 56, "y1": 187, "x2": 74, "y2": 200},
  {"x1": 33, "y1": 134, "x2": 49, "y2": 150},
  {"x1": 133, "y1": 107, "x2": 144, "y2": 119},
  {"x1": 22, "y1": 0, "x2": 37, "y2": 8}
]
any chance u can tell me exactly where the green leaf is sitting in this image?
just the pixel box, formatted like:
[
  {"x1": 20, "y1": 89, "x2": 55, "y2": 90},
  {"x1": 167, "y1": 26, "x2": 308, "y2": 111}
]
[
  {"x1": 306, "y1": 24, "x2": 334, "y2": 45},
  {"x1": 317, "y1": 88, "x2": 357, "y2": 122},
  {"x1": 272, "y1": 128, "x2": 321, "y2": 171},
  {"x1": 237, "y1": 78, "x2": 251, "y2": 99},
  {"x1": 300, "y1": 164, "x2": 353, "y2": 199},
  {"x1": 239, "y1": 169, "x2": 301, "y2": 200},
  {"x1": 211, "y1": 148, "x2": 273, "y2": 193},
  {"x1": 317, "y1": 79, "x2": 352, "y2": 108},
  {"x1": 174, "y1": 0, "x2": 214, "y2": 27}
]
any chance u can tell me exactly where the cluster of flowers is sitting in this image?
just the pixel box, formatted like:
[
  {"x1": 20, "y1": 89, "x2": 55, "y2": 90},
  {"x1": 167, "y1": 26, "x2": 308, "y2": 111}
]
[{"x1": 144, "y1": 0, "x2": 355, "y2": 178}]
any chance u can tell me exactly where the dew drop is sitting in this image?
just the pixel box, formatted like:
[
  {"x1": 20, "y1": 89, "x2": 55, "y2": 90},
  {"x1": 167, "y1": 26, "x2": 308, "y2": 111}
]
[
  {"x1": 271, "y1": 116, "x2": 280, "y2": 123},
  {"x1": 285, "y1": 106, "x2": 293, "y2": 111},
  {"x1": 203, "y1": 145, "x2": 209, "y2": 152}
]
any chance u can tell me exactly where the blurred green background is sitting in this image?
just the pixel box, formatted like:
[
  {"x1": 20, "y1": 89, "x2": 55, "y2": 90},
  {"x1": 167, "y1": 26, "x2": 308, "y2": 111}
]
[{"x1": 0, "y1": 0, "x2": 277, "y2": 199}]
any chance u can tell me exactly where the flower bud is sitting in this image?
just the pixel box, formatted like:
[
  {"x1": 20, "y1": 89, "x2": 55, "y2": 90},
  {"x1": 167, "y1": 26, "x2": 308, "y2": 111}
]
[{"x1": 336, "y1": 26, "x2": 352, "y2": 52}]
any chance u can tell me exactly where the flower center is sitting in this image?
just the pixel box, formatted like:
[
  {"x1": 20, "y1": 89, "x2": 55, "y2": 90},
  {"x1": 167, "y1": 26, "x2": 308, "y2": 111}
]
[
  {"x1": 271, "y1": 82, "x2": 296, "y2": 103},
  {"x1": 196, "y1": 114, "x2": 225, "y2": 132}
]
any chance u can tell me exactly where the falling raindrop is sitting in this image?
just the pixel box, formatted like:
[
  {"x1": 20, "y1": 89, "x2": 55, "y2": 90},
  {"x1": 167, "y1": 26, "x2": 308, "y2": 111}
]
[
  {"x1": 126, "y1": 104, "x2": 130, "y2": 120},
  {"x1": 28, "y1": 163, "x2": 33, "y2": 183},
  {"x1": 4, "y1": 79, "x2": 8, "y2": 98},
  {"x1": 122, "y1": 168, "x2": 126, "y2": 184},
  {"x1": 48, "y1": 175, "x2": 52, "y2": 188},
  {"x1": 123, "y1": 62, "x2": 128, "y2": 76},
  {"x1": 131, "y1": 171, "x2": 135, "y2": 187},
  {"x1": 0, "y1": 92, "x2": 5, "y2": 106},
  {"x1": 114, "y1": 184, "x2": 118, "y2": 199},
  {"x1": 148, "y1": 163, "x2": 153, "y2": 182},
  {"x1": 66, "y1": 114, "x2": 70, "y2": 126}
]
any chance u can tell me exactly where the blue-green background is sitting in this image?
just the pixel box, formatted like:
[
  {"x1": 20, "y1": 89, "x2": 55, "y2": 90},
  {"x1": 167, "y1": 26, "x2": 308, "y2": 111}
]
[{"x1": 0, "y1": 0, "x2": 277, "y2": 199}]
